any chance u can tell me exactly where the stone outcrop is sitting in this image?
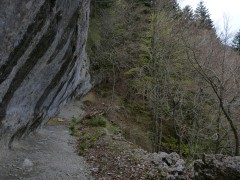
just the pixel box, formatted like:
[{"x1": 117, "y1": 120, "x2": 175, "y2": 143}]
[
  {"x1": 0, "y1": 0, "x2": 91, "y2": 147},
  {"x1": 193, "y1": 154, "x2": 240, "y2": 180},
  {"x1": 144, "y1": 151, "x2": 186, "y2": 179},
  {"x1": 143, "y1": 151, "x2": 240, "y2": 179}
]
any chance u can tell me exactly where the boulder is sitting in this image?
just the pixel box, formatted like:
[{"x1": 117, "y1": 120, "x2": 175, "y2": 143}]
[
  {"x1": 146, "y1": 151, "x2": 186, "y2": 178},
  {"x1": 194, "y1": 154, "x2": 240, "y2": 180},
  {"x1": 167, "y1": 152, "x2": 180, "y2": 165}
]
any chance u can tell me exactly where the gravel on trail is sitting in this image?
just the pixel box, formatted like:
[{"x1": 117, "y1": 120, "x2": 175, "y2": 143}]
[{"x1": 0, "y1": 100, "x2": 92, "y2": 180}]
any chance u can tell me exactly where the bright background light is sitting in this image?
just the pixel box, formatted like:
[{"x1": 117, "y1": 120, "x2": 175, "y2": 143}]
[{"x1": 178, "y1": 0, "x2": 240, "y2": 39}]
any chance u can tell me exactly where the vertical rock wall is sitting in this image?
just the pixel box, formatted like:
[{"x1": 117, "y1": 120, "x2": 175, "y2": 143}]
[{"x1": 0, "y1": 0, "x2": 91, "y2": 147}]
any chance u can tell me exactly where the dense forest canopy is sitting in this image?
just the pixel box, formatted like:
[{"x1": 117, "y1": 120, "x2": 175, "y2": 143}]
[{"x1": 88, "y1": 0, "x2": 240, "y2": 157}]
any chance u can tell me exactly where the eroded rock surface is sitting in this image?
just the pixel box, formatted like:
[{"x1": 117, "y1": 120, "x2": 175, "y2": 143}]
[{"x1": 0, "y1": 0, "x2": 91, "y2": 147}]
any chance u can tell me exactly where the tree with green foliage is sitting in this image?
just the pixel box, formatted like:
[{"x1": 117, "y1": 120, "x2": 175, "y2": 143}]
[
  {"x1": 181, "y1": 24, "x2": 240, "y2": 156},
  {"x1": 182, "y1": 5, "x2": 194, "y2": 24},
  {"x1": 87, "y1": 0, "x2": 240, "y2": 157},
  {"x1": 232, "y1": 30, "x2": 240, "y2": 54},
  {"x1": 194, "y1": 1, "x2": 214, "y2": 30}
]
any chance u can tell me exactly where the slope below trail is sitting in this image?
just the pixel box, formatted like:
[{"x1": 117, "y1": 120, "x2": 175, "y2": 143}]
[{"x1": 0, "y1": 100, "x2": 92, "y2": 180}]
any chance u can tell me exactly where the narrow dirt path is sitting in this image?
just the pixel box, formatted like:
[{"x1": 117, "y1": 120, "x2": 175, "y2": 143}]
[{"x1": 0, "y1": 100, "x2": 92, "y2": 180}]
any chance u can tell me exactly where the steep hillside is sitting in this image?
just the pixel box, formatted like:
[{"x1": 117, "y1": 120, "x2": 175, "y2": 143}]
[{"x1": 87, "y1": 0, "x2": 240, "y2": 157}]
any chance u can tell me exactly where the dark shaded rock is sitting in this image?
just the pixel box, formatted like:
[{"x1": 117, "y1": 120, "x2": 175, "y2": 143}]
[
  {"x1": 0, "y1": 0, "x2": 91, "y2": 148},
  {"x1": 194, "y1": 154, "x2": 240, "y2": 180}
]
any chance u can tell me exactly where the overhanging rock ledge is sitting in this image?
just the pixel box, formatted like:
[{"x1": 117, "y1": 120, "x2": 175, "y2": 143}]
[{"x1": 0, "y1": 0, "x2": 91, "y2": 148}]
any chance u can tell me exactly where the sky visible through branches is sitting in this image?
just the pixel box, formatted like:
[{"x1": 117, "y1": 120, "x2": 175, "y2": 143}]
[{"x1": 178, "y1": 0, "x2": 240, "y2": 40}]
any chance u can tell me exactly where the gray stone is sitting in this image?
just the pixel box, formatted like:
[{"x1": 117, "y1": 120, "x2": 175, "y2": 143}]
[
  {"x1": 159, "y1": 152, "x2": 169, "y2": 159},
  {"x1": 171, "y1": 164, "x2": 184, "y2": 172},
  {"x1": 0, "y1": 0, "x2": 91, "y2": 148},
  {"x1": 22, "y1": 158, "x2": 33, "y2": 168},
  {"x1": 171, "y1": 159, "x2": 185, "y2": 172},
  {"x1": 194, "y1": 154, "x2": 240, "y2": 180},
  {"x1": 149, "y1": 152, "x2": 163, "y2": 166},
  {"x1": 159, "y1": 162, "x2": 169, "y2": 170},
  {"x1": 175, "y1": 159, "x2": 185, "y2": 167},
  {"x1": 25, "y1": 1, "x2": 33, "y2": 9},
  {"x1": 166, "y1": 174, "x2": 176, "y2": 180},
  {"x1": 168, "y1": 152, "x2": 180, "y2": 165}
]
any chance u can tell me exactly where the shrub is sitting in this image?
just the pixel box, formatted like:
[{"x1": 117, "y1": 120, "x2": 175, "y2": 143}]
[{"x1": 87, "y1": 115, "x2": 107, "y2": 127}]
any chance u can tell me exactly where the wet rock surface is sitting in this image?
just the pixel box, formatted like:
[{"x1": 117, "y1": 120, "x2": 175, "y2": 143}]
[{"x1": 0, "y1": 0, "x2": 91, "y2": 147}]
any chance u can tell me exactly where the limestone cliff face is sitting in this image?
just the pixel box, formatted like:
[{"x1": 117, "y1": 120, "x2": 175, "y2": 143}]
[{"x1": 0, "y1": 0, "x2": 91, "y2": 147}]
